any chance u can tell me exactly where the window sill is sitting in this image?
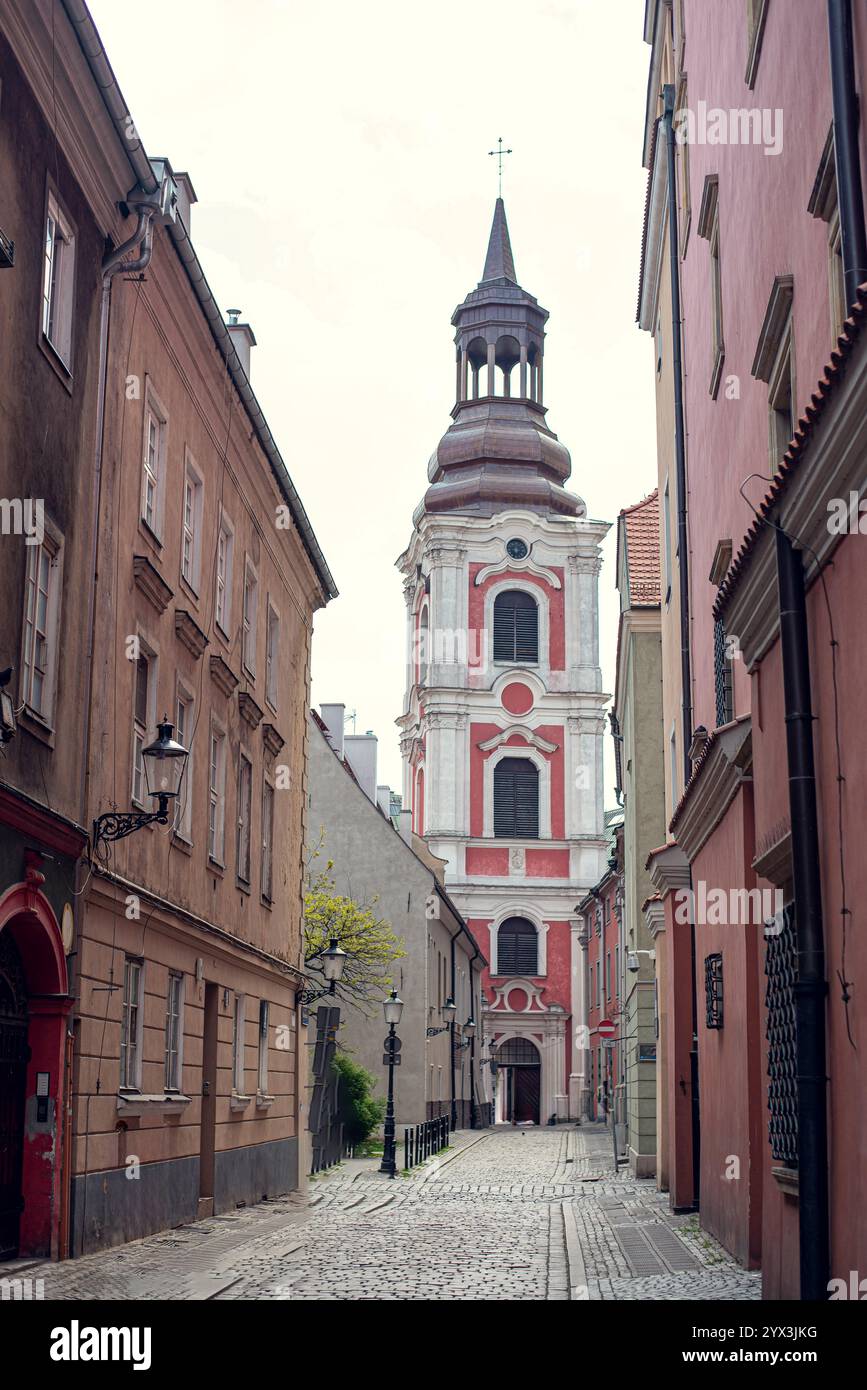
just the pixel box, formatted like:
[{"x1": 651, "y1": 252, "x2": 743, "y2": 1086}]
[
  {"x1": 17, "y1": 706, "x2": 55, "y2": 749},
  {"x1": 255, "y1": 1092, "x2": 275, "y2": 1110},
  {"x1": 171, "y1": 832, "x2": 193, "y2": 856},
  {"x1": 260, "y1": 895, "x2": 273, "y2": 911},
  {"x1": 117, "y1": 1092, "x2": 190, "y2": 1117},
  {"x1": 230, "y1": 1092, "x2": 251, "y2": 1113},
  {"x1": 207, "y1": 856, "x2": 225, "y2": 877},
  {"x1": 39, "y1": 333, "x2": 73, "y2": 394},
  {"x1": 178, "y1": 573, "x2": 201, "y2": 607},
  {"x1": 236, "y1": 877, "x2": 251, "y2": 896},
  {"x1": 137, "y1": 517, "x2": 164, "y2": 553},
  {"x1": 771, "y1": 1164, "x2": 799, "y2": 1197},
  {"x1": 709, "y1": 345, "x2": 725, "y2": 400}
]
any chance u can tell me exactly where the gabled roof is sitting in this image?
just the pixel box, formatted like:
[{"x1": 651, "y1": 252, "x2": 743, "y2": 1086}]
[
  {"x1": 617, "y1": 489, "x2": 661, "y2": 607},
  {"x1": 481, "y1": 197, "x2": 517, "y2": 284}
]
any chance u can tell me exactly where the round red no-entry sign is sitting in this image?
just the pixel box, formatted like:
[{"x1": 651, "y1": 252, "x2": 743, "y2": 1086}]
[{"x1": 597, "y1": 1019, "x2": 616, "y2": 1039}]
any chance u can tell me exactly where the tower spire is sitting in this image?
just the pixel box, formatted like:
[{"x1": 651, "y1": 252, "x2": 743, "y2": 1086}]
[{"x1": 481, "y1": 197, "x2": 517, "y2": 285}]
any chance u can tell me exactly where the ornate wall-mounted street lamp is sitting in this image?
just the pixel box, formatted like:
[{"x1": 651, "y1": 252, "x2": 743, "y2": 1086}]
[
  {"x1": 380, "y1": 988, "x2": 404, "y2": 1178},
  {"x1": 425, "y1": 995, "x2": 456, "y2": 1038},
  {"x1": 299, "y1": 937, "x2": 348, "y2": 1006},
  {"x1": 93, "y1": 717, "x2": 189, "y2": 849}
]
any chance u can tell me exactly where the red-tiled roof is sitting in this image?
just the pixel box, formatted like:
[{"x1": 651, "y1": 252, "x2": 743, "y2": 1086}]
[
  {"x1": 715, "y1": 282, "x2": 867, "y2": 618},
  {"x1": 620, "y1": 489, "x2": 661, "y2": 606}
]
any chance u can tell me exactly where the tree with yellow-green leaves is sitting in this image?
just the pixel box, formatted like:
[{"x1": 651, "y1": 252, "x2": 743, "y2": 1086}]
[{"x1": 304, "y1": 846, "x2": 406, "y2": 1014}]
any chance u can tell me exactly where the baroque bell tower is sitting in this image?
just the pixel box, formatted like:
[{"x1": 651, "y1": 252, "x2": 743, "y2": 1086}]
[{"x1": 397, "y1": 198, "x2": 609, "y2": 1124}]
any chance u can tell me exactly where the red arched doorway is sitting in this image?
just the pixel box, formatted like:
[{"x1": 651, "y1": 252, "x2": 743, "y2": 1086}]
[{"x1": 0, "y1": 878, "x2": 70, "y2": 1259}]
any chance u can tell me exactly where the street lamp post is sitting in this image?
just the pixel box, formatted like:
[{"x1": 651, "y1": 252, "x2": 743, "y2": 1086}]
[
  {"x1": 455, "y1": 1017, "x2": 476, "y2": 1129},
  {"x1": 380, "y1": 988, "x2": 404, "y2": 1178}
]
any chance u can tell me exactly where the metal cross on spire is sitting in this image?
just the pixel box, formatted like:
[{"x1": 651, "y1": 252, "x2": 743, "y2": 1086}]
[{"x1": 488, "y1": 137, "x2": 512, "y2": 197}]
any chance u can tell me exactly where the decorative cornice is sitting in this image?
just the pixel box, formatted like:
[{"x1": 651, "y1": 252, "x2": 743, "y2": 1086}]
[
  {"x1": 262, "y1": 723, "x2": 285, "y2": 757},
  {"x1": 209, "y1": 653, "x2": 240, "y2": 697},
  {"x1": 474, "y1": 557, "x2": 561, "y2": 589},
  {"x1": 174, "y1": 609, "x2": 208, "y2": 659},
  {"x1": 238, "y1": 691, "x2": 264, "y2": 730},
  {"x1": 477, "y1": 725, "x2": 558, "y2": 754},
  {"x1": 568, "y1": 553, "x2": 603, "y2": 577},
  {"x1": 752, "y1": 824, "x2": 793, "y2": 888},
  {"x1": 643, "y1": 895, "x2": 666, "y2": 939},
  {"x1": 133, "y1": 555, "x2": 173, "y2": 615},
  {"x1": 646, "y1": 842, "x2": 691, "y2": 895},
  {"x1": 669, "y1": 718, "x2": 752, "y2": 861}
]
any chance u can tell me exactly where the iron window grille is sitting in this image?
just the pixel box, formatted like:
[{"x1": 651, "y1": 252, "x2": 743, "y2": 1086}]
[
  {"x1": 713, "y1": 617, "x2": 734, "y2": 726},
  {"x1": 765, "y1": 902, "x2": 798, "y2": 1166},
  {"x1": 704, "y1": 953, "x2": 724, "y2": 1028}
]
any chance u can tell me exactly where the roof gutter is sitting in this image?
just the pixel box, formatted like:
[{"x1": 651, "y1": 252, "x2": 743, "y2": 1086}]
[{"x1": 60, "y1": 0, "x2": 338, "y2": 603}]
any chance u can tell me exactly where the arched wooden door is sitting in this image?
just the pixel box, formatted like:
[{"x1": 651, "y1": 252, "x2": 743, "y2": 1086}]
[{"x1": 0, "y1": 931, "x2": 29, "y2": 1258}]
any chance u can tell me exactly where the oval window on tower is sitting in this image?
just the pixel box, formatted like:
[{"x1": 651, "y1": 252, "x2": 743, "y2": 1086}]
[{"x1": 506, "y1": 538, "x2": 528, "y2": 560}]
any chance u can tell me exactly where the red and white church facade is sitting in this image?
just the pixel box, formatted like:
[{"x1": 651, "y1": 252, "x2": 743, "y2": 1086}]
[{"x1": 398, "y1": 199, "x2": 609, "y2": 1124}]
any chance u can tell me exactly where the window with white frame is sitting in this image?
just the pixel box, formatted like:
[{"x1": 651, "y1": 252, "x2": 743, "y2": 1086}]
[
  {"x1": 258, "y1": 1000, "x2": 269, "y2": 1094},
  {"x1": 232, "y1": 994, "x2": 246, "y2": 1093},
  {"x1": 215, "y1": 515, "x2": 234, "y2": 635},
  {"x1": 768, "y1": 320, "x2": 795, "y2": 470},
  {"x1": 265, "y1": 600, "x2": 280, "y2": 709},
  {"x1": 242, "y1": 558, "x2": 258, "y2": 677},
  {"x1": 120, "y1": 957, "x2": 143, "y2": 1090},
  {"x1": 165, "y1": 972, "x2": 184, "y2": 1091},
  {"x1": 180, "y1": 455, "x2": 203, "y2": 591},
  {"x1": 237, "y1": 753, "x2": 253, "y2": 883},
  {"x1": 174, "y1": 688, "x2": 194, "y2": 841},
  {"x1": 261, "y1": 776, "x2": 274, "y2": 902},
  {"x1": 131, "y1": 647, "x2": 156, "y2": 806},
  {"x1": 41, "y1": 190, "x2": 76, "y2": 367},
  {"x1": 140, "y1": 384, "x2": 168, "y2": 538},
  {"x1": 21, "y1": 531, "x2": 62, "y2": 725},
  {"x1": 208, "y1": 726, "x2": 227, "y2": 863}
]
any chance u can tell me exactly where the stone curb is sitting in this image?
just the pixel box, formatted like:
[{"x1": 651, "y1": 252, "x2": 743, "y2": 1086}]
[
  {"x1": 416, "y1": 1129, "x2": 493, "y2": 1183},
  {"x1": 562, "y1": 1199, "x2": 592, "y2": 1301}
]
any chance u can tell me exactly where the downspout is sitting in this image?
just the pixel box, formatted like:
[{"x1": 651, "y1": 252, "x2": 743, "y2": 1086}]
[
  {"x1": 828, "y1": 0, "x2": 867, "y2": 309},
  {"x1": 449, "y1": 929, "x2": 457, "y2": 1130},
  {"x1": 775, "y1": 534, "x2": 830, "y2": 1300},
  {"x1": 663, "y1": 82, "x2": 700, "y2": 1207}
]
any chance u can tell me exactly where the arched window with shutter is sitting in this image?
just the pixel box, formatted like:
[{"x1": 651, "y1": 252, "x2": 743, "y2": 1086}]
[
  {"x1": 493, "y1": 589, "x2": 539, "y2": 664},
  {"x1": 497, "y1": 918, "x2": 539, "y2": 975},
  {"x1": 493, "y1": 756, "x2": 539, "y2": 838}
]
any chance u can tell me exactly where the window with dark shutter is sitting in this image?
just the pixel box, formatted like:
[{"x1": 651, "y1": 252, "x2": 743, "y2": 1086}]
[
  {"x1": 493, "y1": 757, "x2": 539, "y2": 839},
  {"x1": 497, "y1": 918, "x2": 538, "y2": 975},
  {"x1": 493, "y1": 590, "x2": 539, "y2": 663}
]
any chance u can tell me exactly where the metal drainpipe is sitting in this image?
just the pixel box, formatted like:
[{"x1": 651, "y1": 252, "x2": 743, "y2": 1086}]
[
  {"x1": 828, "y1": 0, "x2": 867, "y2": 309},
  {"x1": 449, "y1": 930, "x2": 458, "y2": 1131},
  {"x1": 775, "y1": 533, "x2": 830, "y2": 1300},
  {"x1": 663, "y1": 83, "x2": 700, "y2": 1206}
]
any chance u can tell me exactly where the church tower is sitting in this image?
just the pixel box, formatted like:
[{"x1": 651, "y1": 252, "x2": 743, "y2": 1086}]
[{"x1": 397, "y1": 198, "x2": 609, "y2": 1123}]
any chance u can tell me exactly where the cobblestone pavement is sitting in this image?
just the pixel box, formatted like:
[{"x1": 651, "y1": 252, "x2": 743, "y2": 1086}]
[{"x1": 0, "y1": 1126, "x2": 761, "y2": 1301}]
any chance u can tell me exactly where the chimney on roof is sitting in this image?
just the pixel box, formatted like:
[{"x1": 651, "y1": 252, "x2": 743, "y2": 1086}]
[
  {"x1": 173, "y1": 171, "x2": 197, "y2": 235},
  {"x1": 319, "y1": 703, "x2": 345, "y2": 759},
  {"x1": 399, "y1": 809, "x2": 413, "y2": 846},
  {"x1": 344, "y1": 733, "x2": 377, "y2": 802},
  {"x1": 376, "y1": 785, "x2": 392, "y2": 820},
  {"x1": 225, "y1": 309, "x2": 257, "y2": 379}
]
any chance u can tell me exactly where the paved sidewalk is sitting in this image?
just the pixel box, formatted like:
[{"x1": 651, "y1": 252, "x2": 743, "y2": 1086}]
[{"x1": 0, "y1": 1125, "x2": 761, "y2": 1301}]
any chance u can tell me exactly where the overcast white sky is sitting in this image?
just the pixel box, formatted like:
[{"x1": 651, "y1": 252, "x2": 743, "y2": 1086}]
[{"x1": 89, "y1": 0, "x2": 656, "y2": 801}]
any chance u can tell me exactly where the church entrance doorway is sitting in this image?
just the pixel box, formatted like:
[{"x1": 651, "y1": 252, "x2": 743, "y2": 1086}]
[{"x1": 495, "y1": 1036, "x2": 541, "y2": 1125}]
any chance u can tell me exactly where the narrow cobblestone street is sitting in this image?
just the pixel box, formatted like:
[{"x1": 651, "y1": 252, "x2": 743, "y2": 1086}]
[{"x1": 1, "y1": 1127, "x2": 761, "y2": 1302}]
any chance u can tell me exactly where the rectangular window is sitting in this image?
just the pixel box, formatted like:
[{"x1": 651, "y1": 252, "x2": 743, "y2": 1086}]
[
  {"x1": 709, "y1": 208, "x2": 724, "y2": 395},
  {"x1": 208, "y1": 727, "x2": 226, "y2": 863},
  {"x1": 120, "y1": 958, "x2": 143, "y2": 1090},
  {"x1": 174, "y1": 689, "x2": 193, "y2": 841},
  {"x1": 258, "y1": 1000, "x2": 269, "y2": 1094},
  {"x1": 768, "y1": 323, "x2": 795, "y2": 470},
  {"x1": 215, "y1": 515, "x2": 234, "y2": 634},
  {"x1": 180, "y1": 456, "x2": 203, "y2": 591},
  {"x1": 606, "y1": 951, "x2": 611, "y2": 1000},
  {"x1": 596, "y1": 960, "x2": 601, "y2": 1009},
  {"x1": 242, "y1": 558, "x2": 258, "y2": 677},
  {"x1": 669, "y1": 723, "x2": 678, "y2": 806},
  {"x1": 232, "y1": 994, "x2": 245, "y2": 1093},
  {"x1": 141, "y1": 385, "x2": 168, "y2": 538},
  {"x1": 21, "y1": 534, "x2": 62, "y2": 724},
  {"x1": 132, "y1": 648, "x2": 155, "y2": 806},
  {"x1": 237, "y1": 753, "x2": 253, "y2": 883},
  {"x1": 261, "y1": 777, "x2": 274, "y2": 901},
  {"x1": 165, "y1": 972, "x2": 184, "y2": 1090},
  {"x1": 41, "y1": 191, "x2": 76, "y2": 367},
  {"x1": 663, "y1": 478, "x2": 672, "y2": 604},
  {"x1": 265, "y1": 601, "x2": 280, "y2": 709}
]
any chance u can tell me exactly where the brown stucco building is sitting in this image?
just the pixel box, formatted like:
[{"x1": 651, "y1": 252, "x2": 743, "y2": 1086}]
[{"x1": 0, "y1": 0, "x2": 335, "y2": 1258}]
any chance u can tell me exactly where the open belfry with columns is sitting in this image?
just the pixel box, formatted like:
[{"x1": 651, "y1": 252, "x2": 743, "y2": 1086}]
[{"x1": 397, "y1": 198, "x2": 610, "y2": 1125}]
